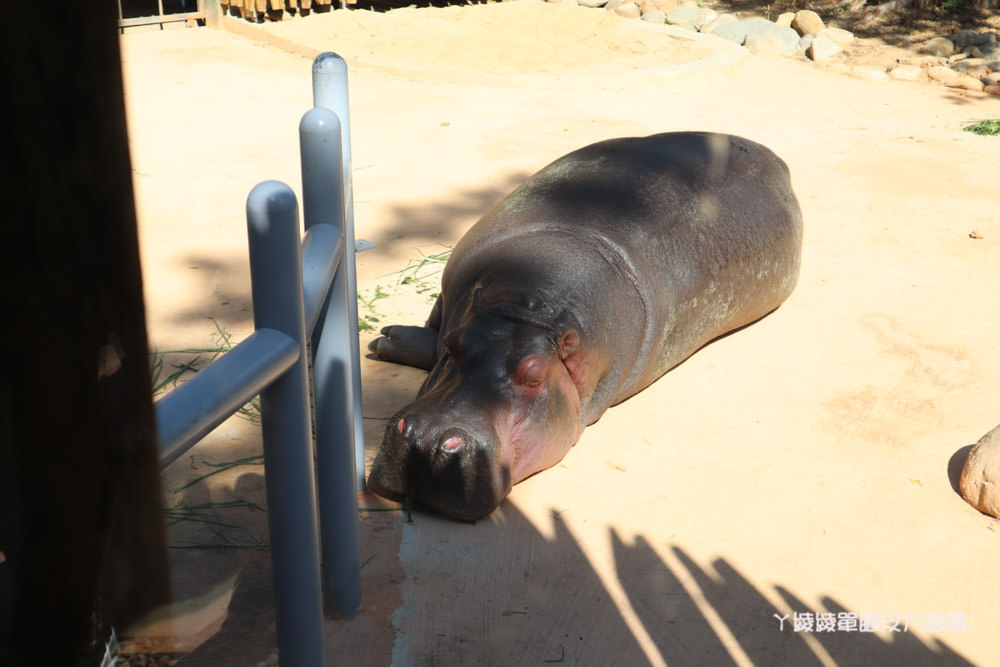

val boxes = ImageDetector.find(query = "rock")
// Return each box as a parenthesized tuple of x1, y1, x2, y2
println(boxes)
(986, 84, 1000, 96)
(791, 10, 824, 37)
(666, 3, 716, 31)
(955, 58, 990, 77)
(818, 27, 854, 47)
(960, 425, 1000, 518)
(808, 34, 842, 62)
(775, 12, 795, 28)
(987, 60, 1000, 73)
(712, 17, 772, 45)
(850, 66, 888, 81)
(639, 0, 677, 13)
(614, 1, 641, 18)
(641, 9, 666, 22)
(972, 43, 1000, 59)
(948, 52, 970, 65)
(745, 24, 804, 57)
(578, 0, 608, 6)
(927, 65, 960, 83)
(701, 13, 738, 35)
(604, 0, 626, 11)
(901, 55, 945, 67)
(799, 34, 814, 53)
(983, 71, 1000, 85)
(825, 62, 851, 75)
(923, 37, 956, 58)
(948, 30, 997, 50)
(888, 64, 922, 81)
(945, 74, 985, 92)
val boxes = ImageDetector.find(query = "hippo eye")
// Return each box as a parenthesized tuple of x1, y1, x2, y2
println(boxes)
(515, 357, 545, 388)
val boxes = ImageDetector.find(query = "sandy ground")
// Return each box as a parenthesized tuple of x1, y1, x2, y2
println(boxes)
(120, 4, 1000, 665)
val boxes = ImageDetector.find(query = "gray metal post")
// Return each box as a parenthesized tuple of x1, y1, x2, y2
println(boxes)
(299, 106, 363, 617)
(246, 181, 326, 666)
(311, 52, 367, 490)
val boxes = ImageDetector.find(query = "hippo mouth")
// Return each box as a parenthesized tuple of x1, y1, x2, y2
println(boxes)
(367, 416, 513, 522)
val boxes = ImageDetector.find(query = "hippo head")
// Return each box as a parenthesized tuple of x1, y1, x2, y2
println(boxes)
(368, 291, 587, 521)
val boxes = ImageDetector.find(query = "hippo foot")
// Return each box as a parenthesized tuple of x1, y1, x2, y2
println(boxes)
(368, 325, 438, 370)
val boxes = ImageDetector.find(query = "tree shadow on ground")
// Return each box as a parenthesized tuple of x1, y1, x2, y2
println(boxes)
(157, 476, 976, 664)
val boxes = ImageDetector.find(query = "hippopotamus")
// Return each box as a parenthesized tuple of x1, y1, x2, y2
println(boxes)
(367, 131, 802, 521)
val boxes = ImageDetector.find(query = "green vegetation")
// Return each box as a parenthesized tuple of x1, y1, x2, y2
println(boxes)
(963, 119, 1000, 136)
(356, 246, 451, 332)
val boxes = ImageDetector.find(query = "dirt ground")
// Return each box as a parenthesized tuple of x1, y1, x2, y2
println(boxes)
(119, 3, 1000, 665)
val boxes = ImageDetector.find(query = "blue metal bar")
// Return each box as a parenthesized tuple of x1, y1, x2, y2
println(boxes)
(155, 328, 299, 468)
(312, 52, 367, 491)
(299, 105, 363, 617)
(246, 180, 326, 666)
(302, 222, 344, 335)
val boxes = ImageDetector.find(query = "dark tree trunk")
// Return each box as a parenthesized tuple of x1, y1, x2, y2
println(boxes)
(0, 3, 170, 665)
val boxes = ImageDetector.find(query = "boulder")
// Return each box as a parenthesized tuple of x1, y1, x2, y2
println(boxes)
(948, 30, 997, 50)
(578, 0, 608, 7)
(923, 37, 956, 58)
(701, 13, 738, 35)
(972, 43, 1000, 59)
(638, 0, 677, 13)
(808, 33, 842, 62)
(818, 27, 854, 47)
(791, 9, 825, 37)
(614, 1, 641, 18)
(960, 425, 1000, 518)
(955, 58, 990, 77)
(666, 3, 717, 31)
(641, 9, 666, 22)
(927, 65, 960, 83)
(945, 74, 985, 91)
(775, 12, 795, 28)
(745, 24, 804, 57)
(712, 17, 773, 45)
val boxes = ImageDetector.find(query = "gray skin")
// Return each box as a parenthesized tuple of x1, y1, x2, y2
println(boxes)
(368, 132, 803, 521)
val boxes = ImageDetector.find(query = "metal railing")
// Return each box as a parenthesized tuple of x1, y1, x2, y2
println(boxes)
(154, 52, 364, 666)
(117, 0, 207, 29)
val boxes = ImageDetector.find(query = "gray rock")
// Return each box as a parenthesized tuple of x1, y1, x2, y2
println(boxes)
(578, 0, 608, 7)
(972, 43, 1000, 59)
(955, 58, 990, 77)
(927, 65, 959, 82)
(945, 74, 985, 91)
(666, 3, 717, 31)
(604, 0, 626, 11)
(701, 13, 738, 35)
(614, 1, 641, 18)
(960, 425, 1000, 518)
(791, 9, 824, 37)
(641, 9, 666, 22)
(987, 60, 1000, 73)
(923, 36, 956, 58)
(948, 30, 997, 49)
(986, 84, 1000, 97)
(745, 24, 804, 57)
(818, 27, 854, 47)
(983, 71, 1000, 85)
(808, 33, 842, 62)
(713, 17, 772, 45)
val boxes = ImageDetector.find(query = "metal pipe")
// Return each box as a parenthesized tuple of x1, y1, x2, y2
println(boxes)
(311, 52, 367, 490)
(299, 105, 363, 617)
(155, 328, 299, 468)
(246, 180, 326, 666)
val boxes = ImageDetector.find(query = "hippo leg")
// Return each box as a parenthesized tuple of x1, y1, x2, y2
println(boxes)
(368, 297, 441, 370)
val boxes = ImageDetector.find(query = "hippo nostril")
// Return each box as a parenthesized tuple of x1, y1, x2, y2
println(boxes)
(442, 435, 463, 452)
(437, 428, 468, 455)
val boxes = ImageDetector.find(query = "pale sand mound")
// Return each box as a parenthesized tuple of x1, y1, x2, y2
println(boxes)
(258, 2, 711, 75)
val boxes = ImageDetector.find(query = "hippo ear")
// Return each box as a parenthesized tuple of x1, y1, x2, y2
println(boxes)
(557, 330, 580, 359)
